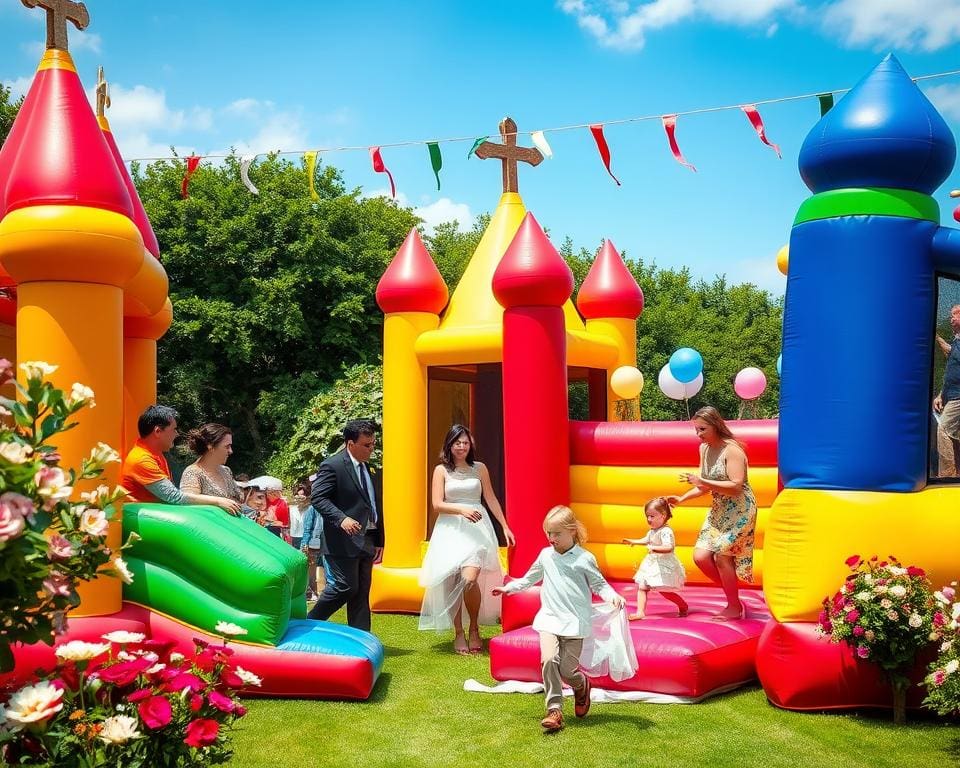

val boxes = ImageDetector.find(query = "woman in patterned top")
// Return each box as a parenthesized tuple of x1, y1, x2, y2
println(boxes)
(666, 406, 757, 621)
(179, 423, 245, 514)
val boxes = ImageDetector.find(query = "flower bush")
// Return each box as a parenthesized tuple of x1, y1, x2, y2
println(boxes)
(817, 554, 935, 723)
(0, 360, 131, 671)
(0, 630, 261, 767)
(924, 581, 960, 716)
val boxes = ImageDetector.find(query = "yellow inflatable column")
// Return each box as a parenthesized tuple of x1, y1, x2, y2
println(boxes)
(0, 49, 144, 616)
(123, 301, 173, 452)
(372, 229, 448, 611)
(575, 241, 644, 420)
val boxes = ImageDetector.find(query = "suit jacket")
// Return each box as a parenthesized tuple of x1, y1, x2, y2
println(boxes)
(311, 448, 384, 558)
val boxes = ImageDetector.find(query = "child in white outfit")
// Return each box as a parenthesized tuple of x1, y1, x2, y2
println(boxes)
(493, 505, 625, 733)
(622, 496, 688, 620)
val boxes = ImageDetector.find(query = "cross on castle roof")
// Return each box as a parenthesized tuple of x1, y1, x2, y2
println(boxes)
(21, 0, 89, 52)
(96, 66, 110, 118)
(474, 117, 543, 194)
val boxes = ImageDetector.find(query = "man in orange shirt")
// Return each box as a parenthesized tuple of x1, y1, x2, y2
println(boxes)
(120, 405, 240, 514)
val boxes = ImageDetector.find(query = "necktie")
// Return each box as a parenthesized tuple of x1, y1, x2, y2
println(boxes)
(359, 462, 377, 526)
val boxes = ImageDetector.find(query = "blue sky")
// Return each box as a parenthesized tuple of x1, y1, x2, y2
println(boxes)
(3, 1, 960, 297)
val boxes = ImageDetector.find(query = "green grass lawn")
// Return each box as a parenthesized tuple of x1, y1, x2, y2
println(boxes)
(230, 612, 958, 768)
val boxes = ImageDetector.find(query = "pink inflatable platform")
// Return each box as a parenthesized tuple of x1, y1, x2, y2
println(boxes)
(490, 583, 771, 699)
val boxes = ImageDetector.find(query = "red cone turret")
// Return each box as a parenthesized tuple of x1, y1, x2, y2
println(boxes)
(492, 213, 573, 309)
(576, 239, 643, 319)
(376, 228, 448, 314)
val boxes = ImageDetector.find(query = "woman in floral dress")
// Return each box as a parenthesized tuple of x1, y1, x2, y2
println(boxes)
(666, 406, 757, 621)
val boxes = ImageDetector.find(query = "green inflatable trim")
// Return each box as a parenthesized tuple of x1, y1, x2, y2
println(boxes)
(123, 504, 307, 646)
(794, 188, 939, 225)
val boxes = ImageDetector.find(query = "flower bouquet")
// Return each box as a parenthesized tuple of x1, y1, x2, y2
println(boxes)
(924, 581, 960, 716)
(817, 554, 935, 724)
(0, 361, 132, 672)
(0, 627, 261, 767)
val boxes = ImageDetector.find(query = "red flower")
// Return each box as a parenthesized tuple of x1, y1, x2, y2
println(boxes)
(852, 625, 864, 636)
(934, 611, 946, 627)
(220, 668, 244, 688)
(184, 718, 219, 748)
(58, 661, 79, 691)
(163, 672, 206, 693)
(845, 555, 861, 568)
(189, 694, 204, 712)
(98, 657, 153, 686)
(139, 639, 177, 661)
(907, 566, 925, 577)
(138, 695, 173, 729)
(126, 688, 153, 703)
(845, 610, 859, 623)
(208, 690, 235, 713)
(234, 704, 247, 717)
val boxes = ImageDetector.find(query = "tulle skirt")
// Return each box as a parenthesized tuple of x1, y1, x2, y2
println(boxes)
(418, 507, 502, 631)
(580, 604, 638, 682)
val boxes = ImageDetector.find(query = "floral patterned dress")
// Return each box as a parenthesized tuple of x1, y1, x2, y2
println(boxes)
(694, 442, 757, 582)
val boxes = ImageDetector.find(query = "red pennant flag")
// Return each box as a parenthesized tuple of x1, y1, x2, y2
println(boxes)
(369, 146, 396, 198)
(181, 155, 201, 198)
(589, 124, 621, 186)
(740, 105, 781, 159)
(661, 115, 696, 172)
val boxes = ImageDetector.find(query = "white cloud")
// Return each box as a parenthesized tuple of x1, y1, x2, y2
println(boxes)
(72, 30, 102, 54)
(823, 0, 960, 52)
(98, 84, 186, 131)
(722, 253, 786, 298)
(557, 0, 795, 50)
(2, 75, 33, 100)
(924, 83, 960, 121)
(226, 98, 269, 116)
(414, 198, 475, 235)
(225, 112, 309, 157)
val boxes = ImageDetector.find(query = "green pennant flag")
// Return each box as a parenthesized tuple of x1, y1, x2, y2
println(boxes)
(818, 93, 834, 117)
(427, 142, 442, 190)
(467, 136, 488, 159)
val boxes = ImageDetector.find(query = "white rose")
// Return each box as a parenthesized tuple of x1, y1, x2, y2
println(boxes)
(0, 442, 33, 465)
(234, 666, 263, 687)
(942, 640, 953, 652)
(4, 681, 64, 726)
(102, 631, 145, 645)
(99, 714, 141, 745)
(908, 613, 923, 628)
(873, 585, 888, 594)
(889, 585, 907, 598)
(147, 663, 166, 675)
(169, 652, 185, 664)
(887, 610, 899, 621)
(54, 641, 110, 662)
(79, 508, 109, 537)
(946, 659, 960, 675)
(888, 566, 907, 576)
(880, 599, 893, 609)
(215, 621, 248, 637)
(855, 591, 872, 602)
(19, 361, 58, 380)
(88, 442, 119, 466)
(68, 382, 96, 408)
(112, 557, 134, 584)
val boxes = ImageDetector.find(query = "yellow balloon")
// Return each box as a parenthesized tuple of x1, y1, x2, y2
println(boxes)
(611, 366, 644, 400)
(776, 244, 789, 276)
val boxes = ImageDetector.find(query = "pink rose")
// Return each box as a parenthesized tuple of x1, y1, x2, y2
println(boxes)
(234, 704, 247, 717)
(944, 586, 956, 602)
(207, 690, 235, 713)
(0, 358, 13, 384)
(933, 670, 946, 686)
(845, 610, 859, 623)
(189, 693, 204, 712)
(0, 499, 25, 542)
(163, 672, 206, 693)
(137, 695, 172, 729)
(47, 535, 74, 561)
(42, 572, 71, 597)
(184, 719, 219, 748)
(856, 645, 870, 658)
(852, 625, 864, 636)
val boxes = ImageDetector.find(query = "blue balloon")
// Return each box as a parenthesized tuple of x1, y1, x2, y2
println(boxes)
(668, 347, 703, 384)
(776, 353, 782, 377)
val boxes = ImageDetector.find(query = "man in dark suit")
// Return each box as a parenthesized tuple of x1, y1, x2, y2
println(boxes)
(307, 419, 384, 631)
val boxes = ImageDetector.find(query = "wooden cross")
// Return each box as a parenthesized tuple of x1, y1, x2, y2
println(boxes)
(21, 0, 90, 52)
(474, 117, 543, 194)
(95, 66, 110, 118)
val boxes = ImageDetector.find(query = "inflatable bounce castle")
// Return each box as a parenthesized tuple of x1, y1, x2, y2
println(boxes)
(0, 4, 381, 700)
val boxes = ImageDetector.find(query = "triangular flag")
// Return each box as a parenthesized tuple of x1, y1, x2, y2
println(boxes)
(370, 146, 396, 198)
(818, 93, 834, 117)
(304, 151, 319, 200)
(531, 130, 553, 159)
(740, 105, 781, 159)
(239, 154, 259, 195)
(589, 124, 620, 186)
(467, 136, 488, 159)
(181, 155, 201, 198)
(661, 115, 696, 172)
(427, 142, 442, 190)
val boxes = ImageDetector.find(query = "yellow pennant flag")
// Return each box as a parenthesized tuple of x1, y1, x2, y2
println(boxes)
(304, 151, 319, 200)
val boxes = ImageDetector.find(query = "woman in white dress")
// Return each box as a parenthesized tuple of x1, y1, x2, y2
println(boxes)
(419, 425, 515, 654)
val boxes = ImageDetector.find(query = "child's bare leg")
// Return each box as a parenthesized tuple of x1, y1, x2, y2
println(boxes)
(628, 587, 648, 620)
(662, 591, 688, 616)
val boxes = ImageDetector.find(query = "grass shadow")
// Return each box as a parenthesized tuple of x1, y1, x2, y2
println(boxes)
(381, 645, 415, 657)
(577, 711, 656, 731)
(366, 672, 392, 703)
(945, 736, 960, 766)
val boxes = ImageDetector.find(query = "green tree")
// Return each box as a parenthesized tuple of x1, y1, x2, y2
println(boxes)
(0, 84, 23, 147)
(425, 213, 489, 288)
(135, 154, 418, 472)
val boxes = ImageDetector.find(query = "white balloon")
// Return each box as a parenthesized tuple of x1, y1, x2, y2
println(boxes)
(683, 372, 704, 398)
(658, 364, 686, 400)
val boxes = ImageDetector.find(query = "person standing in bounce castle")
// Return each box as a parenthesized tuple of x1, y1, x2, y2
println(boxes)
(494, 506, 626, 733)
(307, 419, 384, 631)
(623, 496, 688, 620)
(419, 424, 514, 654)
(934, 305, 960, 476)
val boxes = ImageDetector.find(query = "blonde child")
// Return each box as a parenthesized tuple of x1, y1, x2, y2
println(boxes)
(622, 497, 688, 620)
(493, 505, 625, 733)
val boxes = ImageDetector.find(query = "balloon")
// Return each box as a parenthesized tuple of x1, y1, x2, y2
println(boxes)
(611, 366, 644, 400)
(776, 354, 782, 376)
(776, 244, 789, 276)
(683, 372, 704, 399)
(668, 348, 703, 384)
(734, 367, 767, 400)
(658, 364, 687, 400)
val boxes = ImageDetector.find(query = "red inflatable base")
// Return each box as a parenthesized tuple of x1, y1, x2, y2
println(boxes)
(756, 620, 930, 711)
(1, 603, 379, 700)
(491, 584, 771, 699)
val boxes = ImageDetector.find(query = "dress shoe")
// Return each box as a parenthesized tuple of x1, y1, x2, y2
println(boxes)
(540, 708, 564, 732)
(574, 678, 592, 718)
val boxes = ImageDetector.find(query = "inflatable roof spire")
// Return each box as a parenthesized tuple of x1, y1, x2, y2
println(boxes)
(577, 239, 644, 320)
(799, 54, 956, 194)
(376, 228, 448, 314)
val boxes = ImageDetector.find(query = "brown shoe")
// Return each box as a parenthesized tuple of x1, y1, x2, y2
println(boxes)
(540, 708, 564, 732)
(574, 678, 592, 718)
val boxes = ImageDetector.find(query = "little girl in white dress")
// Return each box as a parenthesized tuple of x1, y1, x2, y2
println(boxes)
(623, 497, 688, 620)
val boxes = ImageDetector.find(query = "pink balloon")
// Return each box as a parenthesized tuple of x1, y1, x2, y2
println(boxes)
(734, 367, 767, 400)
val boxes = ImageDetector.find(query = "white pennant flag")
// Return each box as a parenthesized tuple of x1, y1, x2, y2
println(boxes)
(531, 130, 553, 159)
(240, 154, 260, 195)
